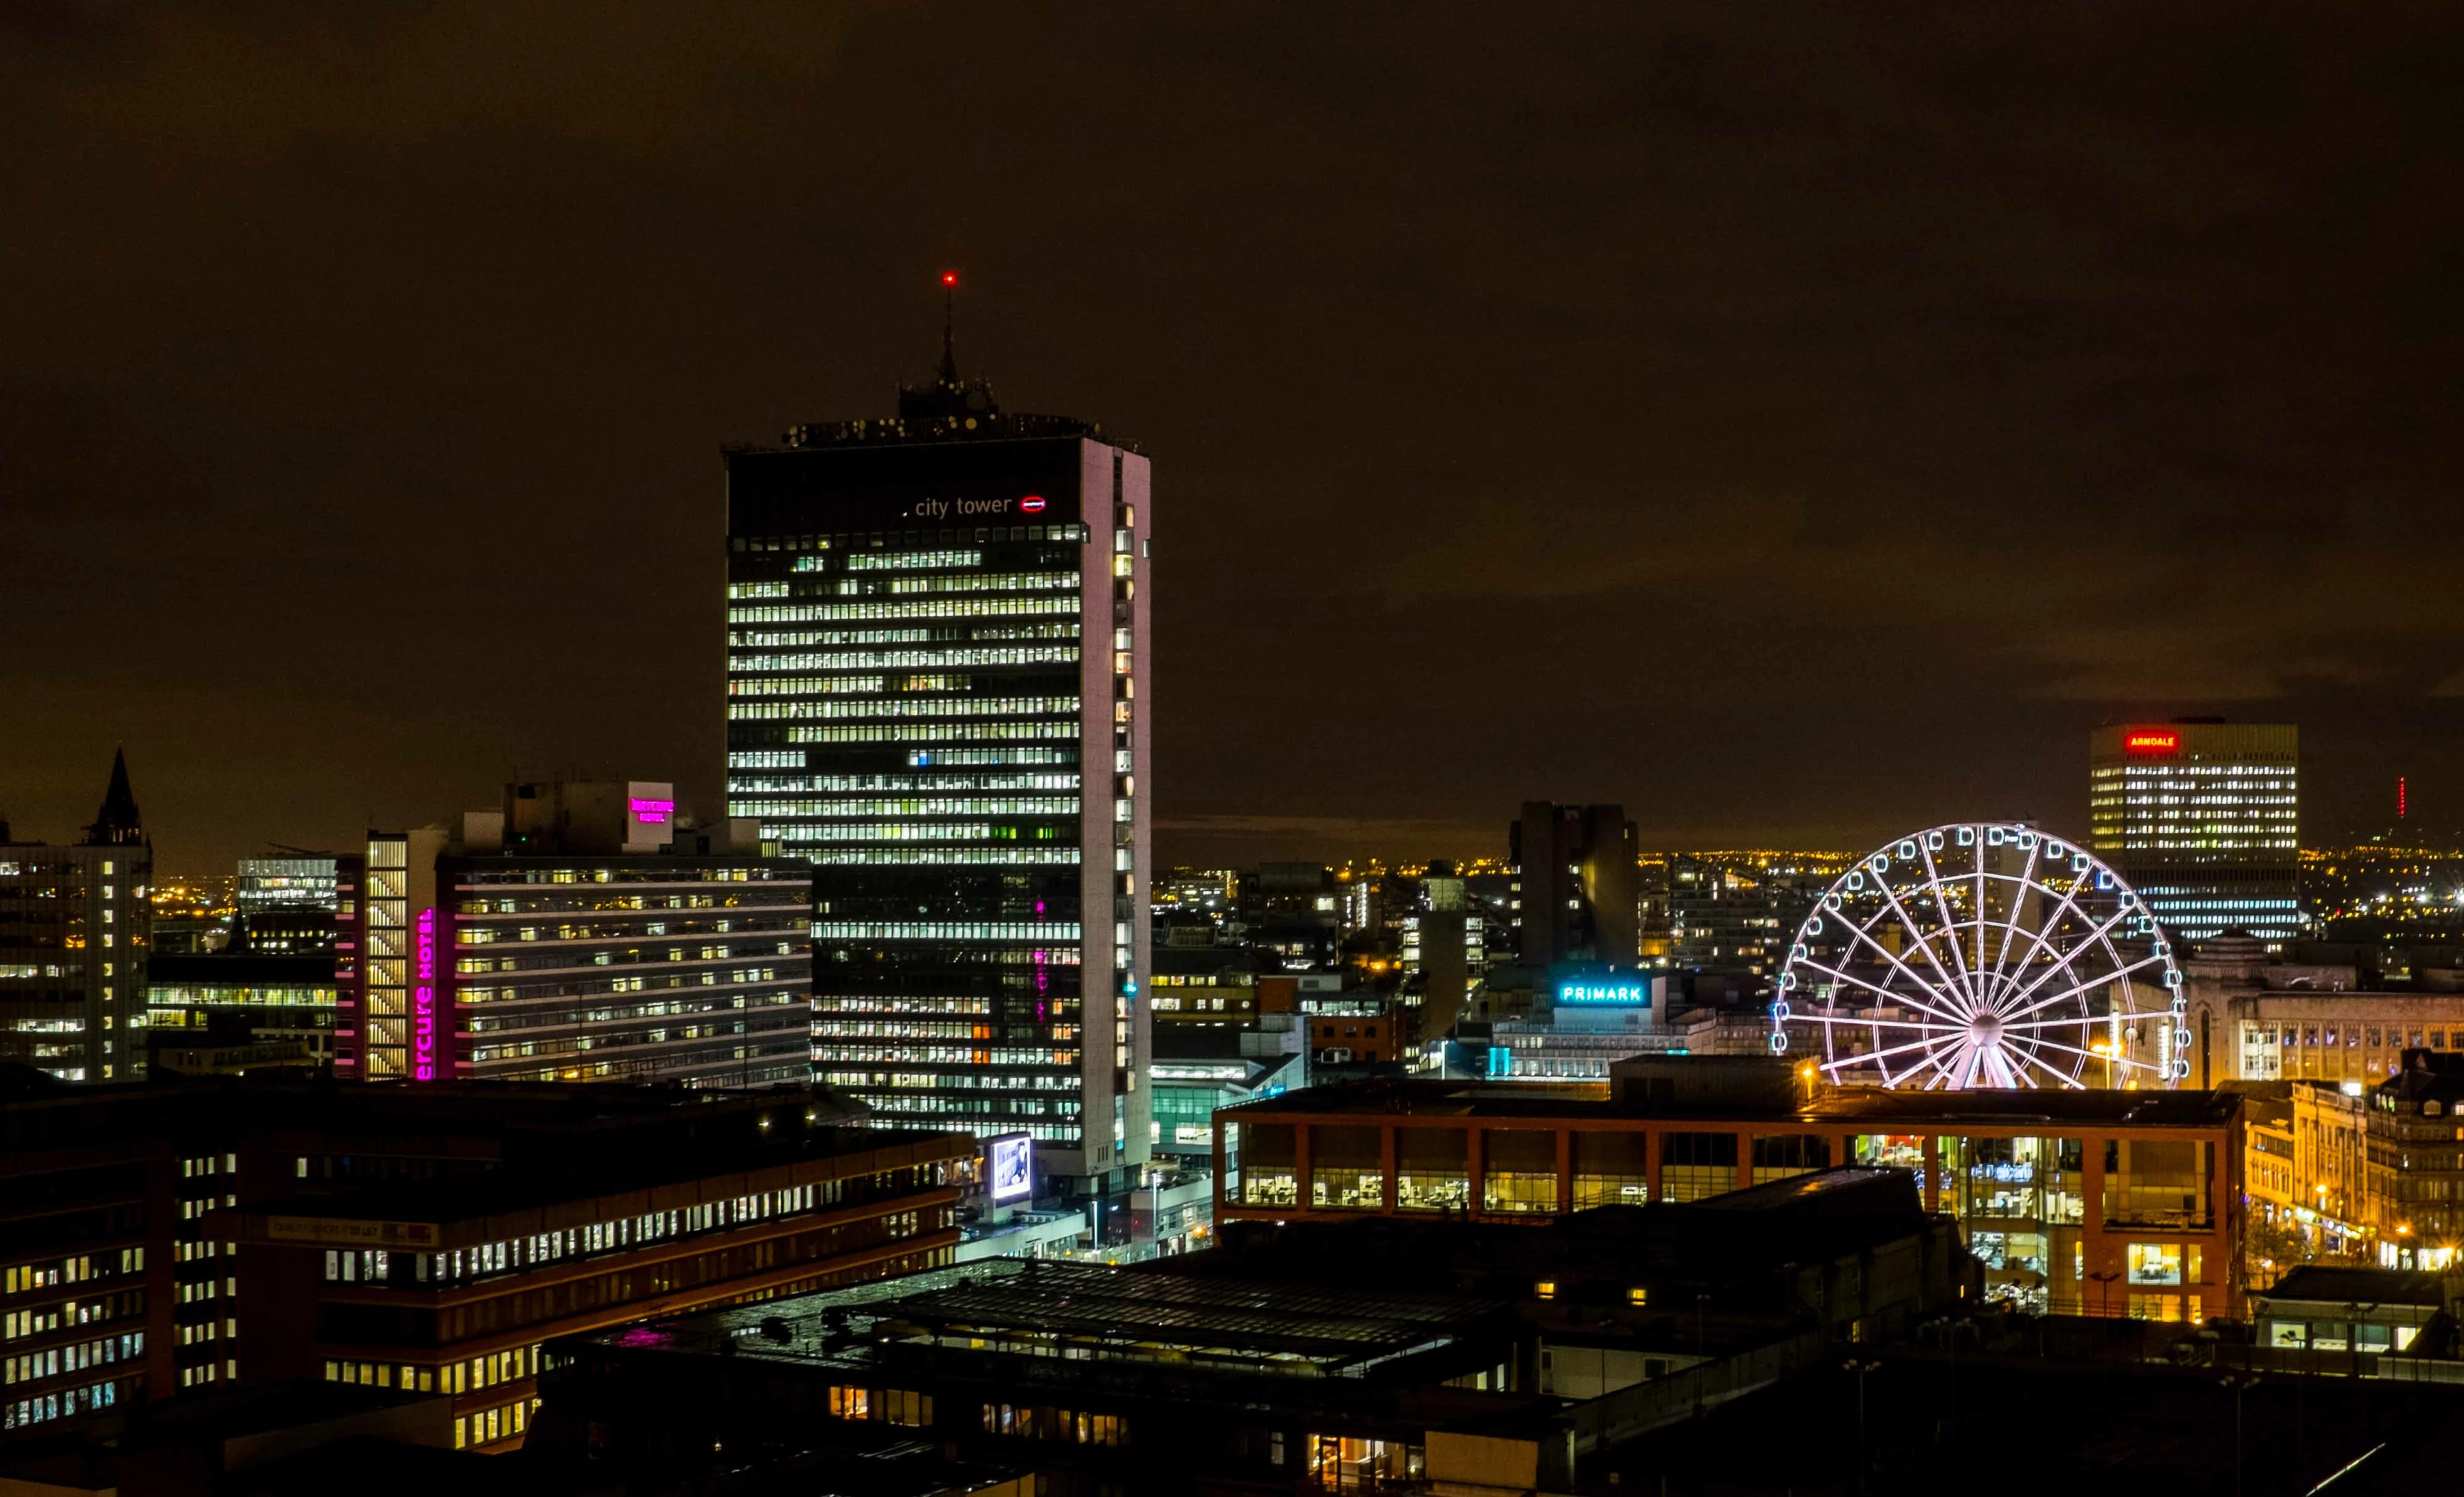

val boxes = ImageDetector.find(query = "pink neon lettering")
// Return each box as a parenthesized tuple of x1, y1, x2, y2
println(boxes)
(413, 908, 437, 1081)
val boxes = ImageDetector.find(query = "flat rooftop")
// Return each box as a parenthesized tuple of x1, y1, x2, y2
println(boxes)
(1224, 1078, 2243, 1129)
(258, 1122, 969, 1224)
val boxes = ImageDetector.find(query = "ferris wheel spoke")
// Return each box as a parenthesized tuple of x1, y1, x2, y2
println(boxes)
(1791, 957, 1975, 1030)
(1982, 839, 2045, 1001)
(2003, 1041, 2084, 1091)
(2021, 1034, 2170, 1073)
(1823, 1029, 1969, 1072)
(2000, 900, 2143, 1013)
(1996, 949, 2169, 1026)
(1862, 864, 1975, 1008)
(1993, 1010, 2139, 1032)
(1915, 839, 1983, 1005)
(1797, 1011, 1975, 1034)
(1992, 861, 2107, 1008)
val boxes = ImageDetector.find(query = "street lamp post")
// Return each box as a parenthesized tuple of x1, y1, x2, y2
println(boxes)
(2089, 1268, 2123, 1319)
(1844, 1359, 1881, 1497)
(2219, 1372, 2259, 1497)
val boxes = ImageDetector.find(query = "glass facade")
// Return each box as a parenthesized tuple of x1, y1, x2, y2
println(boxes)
(727, 430, 1151, 1183)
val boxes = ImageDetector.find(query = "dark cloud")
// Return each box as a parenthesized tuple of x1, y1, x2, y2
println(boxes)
(3, 2, 2462, 868)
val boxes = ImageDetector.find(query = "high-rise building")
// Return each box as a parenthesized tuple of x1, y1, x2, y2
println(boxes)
(725, 337, 1151, 1192)
(0, 751, 152, 1082)
(1509, 802, 1638, 968)
(333, 781, 812, 1088)
(2089, 721, 2299, 943)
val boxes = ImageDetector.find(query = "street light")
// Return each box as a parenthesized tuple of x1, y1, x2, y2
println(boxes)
(2088, 1268, 2123, 1319)
(2219, 1372, 2259, 1497)
(1844, 1359, 1881, 1497)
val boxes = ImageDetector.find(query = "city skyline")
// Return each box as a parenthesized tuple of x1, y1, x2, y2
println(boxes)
(7, 6, 2464, 869)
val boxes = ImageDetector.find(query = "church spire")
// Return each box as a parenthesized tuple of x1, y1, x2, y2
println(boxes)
(81, 747, 145, 848)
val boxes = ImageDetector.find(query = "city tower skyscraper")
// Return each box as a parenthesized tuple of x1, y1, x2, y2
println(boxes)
(724, 333, 1151, 1195)
(2088, 719, 2300, 944)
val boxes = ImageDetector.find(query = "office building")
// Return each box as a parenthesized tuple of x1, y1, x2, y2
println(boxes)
(0, 1074, 971, 1451)
(1217, 1057, 2246, 1321)
(146, 929, 341, 1073)
(724, 340, 1151, 1192)
(0, 752, 153, 1083)
(2089, 720, 2300, 943)
(236, 858, 339, 918)
(1510, 803, 1638, 967)
(540, 1168, 1962, 1496)
(333, 781, 811, 1089)
(1667, 856, 1820, 979)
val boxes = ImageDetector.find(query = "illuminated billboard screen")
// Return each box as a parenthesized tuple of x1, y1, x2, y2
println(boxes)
(988, 1134, 1033, 1203)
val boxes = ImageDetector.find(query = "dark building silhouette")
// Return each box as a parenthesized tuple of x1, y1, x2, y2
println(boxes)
(1511, 803, 1638, 968)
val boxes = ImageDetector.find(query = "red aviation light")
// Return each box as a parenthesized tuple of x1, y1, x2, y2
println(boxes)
(2123, 730, 2180, 755)
(942, 271, 958, 287)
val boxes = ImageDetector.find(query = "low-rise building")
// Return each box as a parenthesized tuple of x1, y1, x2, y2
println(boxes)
(2367, 1049, 2464, 1269)
(1215, 1058, 2246, 1321)
(536, 1167, 1962, 1495)
(1, 1074, 973, 1452)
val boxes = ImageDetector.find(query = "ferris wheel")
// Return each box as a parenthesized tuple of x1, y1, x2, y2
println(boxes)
(1769, 823, 2184, 1090)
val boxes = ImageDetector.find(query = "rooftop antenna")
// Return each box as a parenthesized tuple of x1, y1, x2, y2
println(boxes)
(939, 270, 960, 383)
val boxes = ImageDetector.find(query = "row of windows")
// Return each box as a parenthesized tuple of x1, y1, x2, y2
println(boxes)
(2250, 1024, 2459, 1048)
(826, 1384, 934, 1425)
(814, 1045, 1080, 1067)
(731, 647, 1080, 673)
(736, 523, 1083, 552)
(2, 1333, 143, 1387)
(734, 798, 1081, 818)
(815, 996, 1005, 1016)
(728, 674, 885, 696)
(811, 921, 1084, 940)
(729, 600, 1078, 624)
(2, 1378, 119, 1430)
(3, 1250, 139, 1298)
(729, 696, 1081, 721)
(728, 621, 1081, 649)
(824, 1082, 1085, 1110)
(884, 571, 1077, 595)
(800, 848, 1085, 866)
(984, 1403, 1127, 1445)
(840, 547, 981, 570)
(728, 773, 1082, 794)
(784, 723, 1083, 744)
(318, 1184, 852, 1289)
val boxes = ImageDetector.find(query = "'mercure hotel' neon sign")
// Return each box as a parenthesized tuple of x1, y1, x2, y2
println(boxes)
(413, 908, 438, 1081)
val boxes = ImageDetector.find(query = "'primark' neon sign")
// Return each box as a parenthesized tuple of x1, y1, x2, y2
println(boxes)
(1558, 982, 1652, 1006)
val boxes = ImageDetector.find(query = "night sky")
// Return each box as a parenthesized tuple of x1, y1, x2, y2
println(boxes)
(7, 3, 2463, 873)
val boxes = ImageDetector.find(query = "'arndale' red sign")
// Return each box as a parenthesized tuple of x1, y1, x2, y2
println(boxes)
(2123, 730, 2180, 755)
